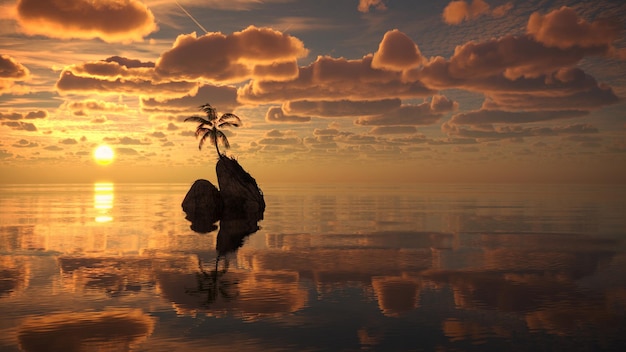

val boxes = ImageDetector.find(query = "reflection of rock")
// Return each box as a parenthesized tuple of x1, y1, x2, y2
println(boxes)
(371, 276, 420, 317)
(216, 216, 261, 256)
(156, 269, 306, 320)
(18, 309, 155, 352)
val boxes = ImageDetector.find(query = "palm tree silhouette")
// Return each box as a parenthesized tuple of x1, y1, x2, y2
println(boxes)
(184, 103, 241, 158)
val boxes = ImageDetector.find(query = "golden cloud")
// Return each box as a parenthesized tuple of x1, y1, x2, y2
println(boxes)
(155, 26, 309, 83)
(15, 0, 157, 43)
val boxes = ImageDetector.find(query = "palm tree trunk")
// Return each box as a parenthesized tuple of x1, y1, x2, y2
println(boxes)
(213, 127, 221, 158)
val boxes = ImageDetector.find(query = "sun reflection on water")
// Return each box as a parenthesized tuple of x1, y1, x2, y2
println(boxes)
(94, 182, 114, 223)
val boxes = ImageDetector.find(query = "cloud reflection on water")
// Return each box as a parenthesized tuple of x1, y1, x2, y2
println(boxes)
(0, 183, 625, 351)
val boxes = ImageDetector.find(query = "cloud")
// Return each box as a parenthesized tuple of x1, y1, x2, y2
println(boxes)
(149, 131, 166, 138)
(527, 6, 622, 50)
(115, 147, 140, 155)
(0, 110, 47, 120)
(442, 122, 599, 140)
(1, 54, 30, 93)
(12, 139, 38, 148)
(103, 136, 150, 145)
(65, 56, 155, 80)
(0, 149, 14, 159)
(62, 99, 129, 116)
(238, 54, 436, 104)
(283, 99, 401, 117)
(265, 107, 311, 123)
(1, 121, 37, 131)
(371, 30, 423, 71)
(355, 96, 457, 126)
(141, 84, 239, 114)
(448, 109, 589, 125)
(368, 126, 418, 135)
(59, 138, 78, 145)
(358, 0, 387, 13)
(55, 70, 197, 98)
(442, 0, 512, 25)
(258, 136, 302, 146)
(0, 54, 29, 79)
(155, 26, 309, 83)
(44, 145, 63, 151)
(313, 128, 341, 136)
(15, 0, 157, 43)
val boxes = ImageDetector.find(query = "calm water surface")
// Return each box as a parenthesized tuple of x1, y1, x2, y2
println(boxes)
(0, 183, 625, 351)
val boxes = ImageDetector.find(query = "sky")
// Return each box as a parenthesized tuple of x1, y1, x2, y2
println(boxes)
(0, 0, 625, 184)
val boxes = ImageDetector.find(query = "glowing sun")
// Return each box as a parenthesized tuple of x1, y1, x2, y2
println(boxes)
(93, 145, 114, 165)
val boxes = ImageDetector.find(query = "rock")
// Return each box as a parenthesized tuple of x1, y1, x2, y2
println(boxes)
(181, 179, 222, 233)
(216, 157, 265, 218)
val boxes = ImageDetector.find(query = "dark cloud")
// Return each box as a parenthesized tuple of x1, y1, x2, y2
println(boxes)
(0, 112, 21, 120)
(0, 54, 29, 79)
(116, 147, 140, 155)
(59, 138, 78, 145)
(443, 122, 599, 139)
(56, 70, 196, 98)
(103, 136, 150, 145)
(44, 145, 63, 151)
(141, 84, 239, 114)
(283, 99, 401, 118)
(449, 109, 589, 125)
(1, 121, 37, 131)
(105, 56, 155, 69)
(355, 96, 457, 126)
(149, 132, 166, 138)
(16, 0, 157, 42)
(265, 107, 311, 123)
(239, 55, 436, 104)
(0, 110, 47, 120)
(313, 128, 341, 136)
(12, 139, 38, 148)
(369, 126, 418, 135)
(258, 137, 302, 146)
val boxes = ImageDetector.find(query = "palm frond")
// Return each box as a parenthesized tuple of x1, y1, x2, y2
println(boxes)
(184, 116, 210, 124)
(216, 130, 230, 149)
(195, 126, 209, 138)
(219, 113, 241, 123)
(200, 103, 217, 121)
(199, 130, 216, 150)
(218, 121, 240, 128)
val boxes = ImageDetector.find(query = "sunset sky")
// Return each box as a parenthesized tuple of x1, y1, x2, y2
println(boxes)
(1, 0, 625, 184)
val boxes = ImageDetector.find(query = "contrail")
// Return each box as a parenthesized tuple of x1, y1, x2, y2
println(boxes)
(174, 0, 208, 34)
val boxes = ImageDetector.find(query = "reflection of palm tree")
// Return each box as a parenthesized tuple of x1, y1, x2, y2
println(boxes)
(184, 103, 241, 158)
(186, 257, 239, 307)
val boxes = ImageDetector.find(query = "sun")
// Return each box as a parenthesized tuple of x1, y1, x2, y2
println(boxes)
(93, 145, 115, 165)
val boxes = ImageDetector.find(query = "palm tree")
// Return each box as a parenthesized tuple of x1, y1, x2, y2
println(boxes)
(184, 103, 241, 158)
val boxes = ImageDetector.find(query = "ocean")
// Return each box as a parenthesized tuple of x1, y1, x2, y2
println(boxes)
(0, 182, 625, 351)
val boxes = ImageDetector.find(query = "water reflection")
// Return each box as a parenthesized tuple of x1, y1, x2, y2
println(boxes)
(0, 184, 625, 351)
(93, 182, 114, 223)
(17, 309, 155, 352)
